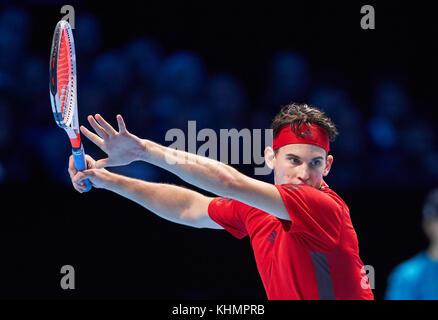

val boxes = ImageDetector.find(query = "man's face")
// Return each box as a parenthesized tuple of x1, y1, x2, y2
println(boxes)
(266, 143, 333, 188)
(423, 217, 438, 243)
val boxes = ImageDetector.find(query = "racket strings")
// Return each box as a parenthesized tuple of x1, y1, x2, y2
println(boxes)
(57, 29, 74, 126)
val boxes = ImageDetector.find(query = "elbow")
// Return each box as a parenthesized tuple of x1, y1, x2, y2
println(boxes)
(179, 211, 202, 228)
(220, 172, 243, 197)
(222, 175, 237, 191)
(208, 161, 244, 197)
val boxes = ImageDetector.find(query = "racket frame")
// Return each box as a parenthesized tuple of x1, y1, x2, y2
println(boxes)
(49, 20, 92, 192)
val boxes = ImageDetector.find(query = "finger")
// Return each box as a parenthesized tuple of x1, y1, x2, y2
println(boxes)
(72, 173, 84, 185)
(68, 167, 77, 180)
(68, 155, 77, 178)
(88, 115, 109, 138)
(73, 182, 85, 193)
(72, 170, 94, 184)
(81, 126, 104, 148)
(85, 157, 96, 169)
(71, 175, 85, 192)
(74, 180, 89, 193)
(68, 155, 77, 172)
(95, 114, 117, 136)
(116, 114, 127, 133)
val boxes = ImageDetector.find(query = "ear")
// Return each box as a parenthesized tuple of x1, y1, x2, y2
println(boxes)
(264, 146, 276, 170)
(323, 154, 334, 177)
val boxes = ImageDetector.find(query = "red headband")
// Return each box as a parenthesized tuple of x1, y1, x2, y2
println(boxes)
(273, 123, 330, 153)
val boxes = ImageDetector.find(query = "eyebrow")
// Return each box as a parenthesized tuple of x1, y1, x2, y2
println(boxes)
(285, 153, 324, 161)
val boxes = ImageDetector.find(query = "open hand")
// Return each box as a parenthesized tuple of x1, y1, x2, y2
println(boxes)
(80, 114, 146, 168)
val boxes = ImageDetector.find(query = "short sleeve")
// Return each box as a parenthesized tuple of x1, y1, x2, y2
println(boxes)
(385, 262, 420, 300)
(208, 197, 249, 239)
(275, 184, 342, 250)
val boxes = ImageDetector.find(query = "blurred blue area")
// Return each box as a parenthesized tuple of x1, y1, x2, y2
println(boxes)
(399, 119, 435, 155)
(0, 99, 11, 149)
(23, 57, 46, 99)
(267, 51, 309, 105)
(74, 13, 102, 58)
(367, 80, 412, 151)
(373, 80, 410, 122)
(0, 8, 30, 90)
(0, 8, 29, 50)
(123, 38, 163, 88)
(423, 152, 438, 183)
(207, 74, 247, 128)
(0, 7, 30, 34)
(25, 127, 72, 185)
(0, 8, 435, 191)
(310, 87, 367, 188)
(148, 94, 184, 141)
(157, 51, 205, 102)
(311, 87, 366, 154)
(367, 116, 397, 150)
(91, 51, 130, 98)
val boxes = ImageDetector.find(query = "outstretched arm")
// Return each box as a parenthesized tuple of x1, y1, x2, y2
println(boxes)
(68, 155, 222, 229)
(80, 114, 290, 220)
(142, 140, 290, 221)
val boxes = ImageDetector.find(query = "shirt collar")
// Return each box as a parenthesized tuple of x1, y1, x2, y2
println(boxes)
(319, 179, 329, 190)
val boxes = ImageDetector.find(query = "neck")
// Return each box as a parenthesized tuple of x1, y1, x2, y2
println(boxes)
(318, 179, 324, 189)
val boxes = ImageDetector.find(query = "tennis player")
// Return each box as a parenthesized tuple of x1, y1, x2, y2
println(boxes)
(385, 189, 438, 299)
(69, 103, 374, 300)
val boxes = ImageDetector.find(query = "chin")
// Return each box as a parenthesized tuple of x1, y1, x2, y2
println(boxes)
(294, 181, 318, 188)
(283, 180, 307, 186)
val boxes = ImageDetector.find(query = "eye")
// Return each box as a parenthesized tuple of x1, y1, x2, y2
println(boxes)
(311, 160, 322, 167)
(288, 157, 300, 164)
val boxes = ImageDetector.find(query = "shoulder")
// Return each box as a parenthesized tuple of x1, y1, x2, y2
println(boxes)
(210, 197, 253, 209)
(208, 197, 254, 219)
(276, 183, 342, 211)
(275, 183, 343, 227)
(390, 253, 428, 282)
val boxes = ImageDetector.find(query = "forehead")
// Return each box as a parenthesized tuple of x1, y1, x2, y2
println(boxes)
(277, 143, 326, 158)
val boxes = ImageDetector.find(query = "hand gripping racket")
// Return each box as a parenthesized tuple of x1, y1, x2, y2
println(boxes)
(49, 20, 92, 192)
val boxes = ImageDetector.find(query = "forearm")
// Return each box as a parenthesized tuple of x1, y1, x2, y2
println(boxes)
(140, 140, 241, 197)
(102, 172, 210, 227)
(135, 140, 286, 219)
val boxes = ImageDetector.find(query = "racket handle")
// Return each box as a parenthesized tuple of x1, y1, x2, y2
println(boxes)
(72, 145, 92, 192)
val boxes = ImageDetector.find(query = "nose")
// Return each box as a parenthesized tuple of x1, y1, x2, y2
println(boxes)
(297, 163, 311, 182)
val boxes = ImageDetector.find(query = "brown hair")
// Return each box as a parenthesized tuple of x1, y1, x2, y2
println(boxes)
(271, 102, 339, 143)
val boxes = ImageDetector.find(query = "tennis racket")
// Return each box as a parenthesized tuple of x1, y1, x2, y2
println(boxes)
(49, 20, 92, 192)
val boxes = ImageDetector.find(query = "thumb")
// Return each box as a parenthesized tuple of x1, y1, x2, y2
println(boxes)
(72, 169, 95, 184)
(95, 158, 113, 169)
(85, 157, 96, 169)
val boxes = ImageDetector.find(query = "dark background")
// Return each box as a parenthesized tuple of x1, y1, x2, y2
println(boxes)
(0, 1, 436, 300)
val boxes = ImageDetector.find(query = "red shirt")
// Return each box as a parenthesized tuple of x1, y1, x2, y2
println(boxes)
(208, 181, 374, 300)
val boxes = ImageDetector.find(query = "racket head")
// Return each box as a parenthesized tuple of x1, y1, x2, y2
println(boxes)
(49, 20, 81, 148)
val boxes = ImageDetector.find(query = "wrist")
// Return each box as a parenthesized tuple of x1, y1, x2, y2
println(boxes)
(137, 139, 160, 163)
(100, 170, 121, 191)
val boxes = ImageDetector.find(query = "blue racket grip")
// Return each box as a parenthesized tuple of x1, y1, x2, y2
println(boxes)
(72, 145, 92, 192)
